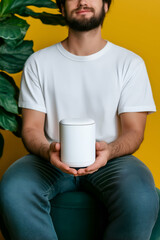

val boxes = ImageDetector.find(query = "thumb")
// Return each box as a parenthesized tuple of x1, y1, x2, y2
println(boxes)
(50, 142, 61, 152)
(55, 142, 61, 151)
(96, 141, 106, 151)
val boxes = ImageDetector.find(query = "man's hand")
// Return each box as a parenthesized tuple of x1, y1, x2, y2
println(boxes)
(76, 112, 147, 176)
(77, 141, 110, 176)
(49, 142, 78, 176)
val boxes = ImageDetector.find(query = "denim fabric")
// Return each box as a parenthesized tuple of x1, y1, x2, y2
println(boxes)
(0, 154, 159, 240)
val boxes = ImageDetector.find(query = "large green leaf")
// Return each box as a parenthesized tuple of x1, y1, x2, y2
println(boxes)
(0, 72, 19, 114)
(35, 12, 66, 26)
(0, 132, 4, 158)
(16, 7, 66, 26)
(12, 115, 22, 137)
(0, 40, 34, 73)
(0, 107, 19, 132)
(0, 16, 29, 48)
(38, 13, 66, 26)
(0, 0, 57, 16)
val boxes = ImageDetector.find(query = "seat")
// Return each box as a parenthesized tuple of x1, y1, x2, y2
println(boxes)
(50, 188, 160, 240)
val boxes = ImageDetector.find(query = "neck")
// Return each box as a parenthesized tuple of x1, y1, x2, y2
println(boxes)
(61, 27, 107, 56)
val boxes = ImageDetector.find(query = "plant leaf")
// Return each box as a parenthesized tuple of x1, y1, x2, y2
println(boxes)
(0, 72, 19, 114)
(0, 107, 19, 132)
(24, 9, 66, 26)
(0, 40, 34, 73)
(0, 0, 57, 16)
(32, 12, 66, 26)
(0, 15, 30, 48)
(15, 7, 66, 26)
(0, 2, 2, 15)
(0, 132, 4, 157)
(12, 115, 22, 137)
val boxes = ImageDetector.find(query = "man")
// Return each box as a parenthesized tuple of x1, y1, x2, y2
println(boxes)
(0, 0, 159, 239)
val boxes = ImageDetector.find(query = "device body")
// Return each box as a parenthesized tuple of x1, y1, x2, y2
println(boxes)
(60, 118, 95, 168)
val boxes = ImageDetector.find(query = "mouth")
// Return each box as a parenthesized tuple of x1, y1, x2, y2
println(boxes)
(75, 8, 94, 15)
(76, 10, 91, 14)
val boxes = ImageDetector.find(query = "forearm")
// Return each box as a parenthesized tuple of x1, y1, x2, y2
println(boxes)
(108, 130, 144, 160)
(79, 112, 147, 176)
(22, 128, 50, 161)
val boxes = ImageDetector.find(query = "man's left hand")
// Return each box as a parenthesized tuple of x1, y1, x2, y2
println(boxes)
(75, 141, 110, 176)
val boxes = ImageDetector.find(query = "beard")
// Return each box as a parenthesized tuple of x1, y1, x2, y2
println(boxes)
(64, 4, 106, 32)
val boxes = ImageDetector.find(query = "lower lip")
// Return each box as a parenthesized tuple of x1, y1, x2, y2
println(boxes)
(76, 10, 92, 14)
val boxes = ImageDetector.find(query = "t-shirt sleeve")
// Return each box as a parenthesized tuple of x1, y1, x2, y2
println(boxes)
(18, 55, 46, 113)
(118, 58, 156, 115)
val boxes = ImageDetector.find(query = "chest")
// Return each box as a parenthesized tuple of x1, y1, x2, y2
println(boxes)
(44, 62, 121, 104)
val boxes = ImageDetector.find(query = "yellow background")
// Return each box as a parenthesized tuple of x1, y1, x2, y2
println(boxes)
(0, 1, 160, 239)
(0, 0, 160, 187)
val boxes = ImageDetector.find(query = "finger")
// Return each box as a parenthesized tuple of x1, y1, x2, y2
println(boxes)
(96, 141, 106, 151)
(96, 141, 100, 150)
(77, 168, 99, 176)
(77, 165, 99, 175)
(86, 169, 99, 174)
(50, 142, 56, 152)
(64, 167, 78, 175)
(50, 142, 60, 152)
(85, 162, 99, 172)
(51, 158, 77, 175)
(57, 163, 77, 175)
(77, 168, 87, 175)
(85, 157, 104, 172)
(55, 142, 61, 151)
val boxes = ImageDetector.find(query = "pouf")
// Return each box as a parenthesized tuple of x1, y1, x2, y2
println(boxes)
(50, 191, 106, 240)
(151, 188, 160, 240)
(50, 188, 160, 240)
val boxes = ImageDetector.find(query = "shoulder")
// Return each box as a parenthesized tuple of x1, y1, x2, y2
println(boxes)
(108, 41, 147, 75)
(23, 43, 59, 70)
(108, 41, 144, 65)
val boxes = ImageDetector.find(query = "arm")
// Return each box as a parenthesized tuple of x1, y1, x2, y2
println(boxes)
(21, 108, 78, 175)
(108, 112, 147, 159)
(22, 108, 50, 160)
(77, 112, 147, 175)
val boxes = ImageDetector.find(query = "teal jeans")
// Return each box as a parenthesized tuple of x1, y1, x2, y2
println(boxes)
(0, 154, 159, 240)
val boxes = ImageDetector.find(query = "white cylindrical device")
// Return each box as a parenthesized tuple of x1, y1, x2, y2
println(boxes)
(60, 118, 95, 168)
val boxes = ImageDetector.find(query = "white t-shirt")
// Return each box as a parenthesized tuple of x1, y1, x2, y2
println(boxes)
(19, 41, 156, 143)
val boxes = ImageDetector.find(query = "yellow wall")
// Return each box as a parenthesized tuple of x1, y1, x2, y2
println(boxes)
(0, 0, 160, 189)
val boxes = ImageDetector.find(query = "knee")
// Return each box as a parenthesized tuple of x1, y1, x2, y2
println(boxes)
(0, 170, 27, 212)
(121, 184, 159, 222)
(117, 156, 159, 220)
(0, 163, 39, 214)
(117, 155, 155, 190)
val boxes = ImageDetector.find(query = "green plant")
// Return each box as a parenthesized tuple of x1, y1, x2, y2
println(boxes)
(0, 0, 65, 157)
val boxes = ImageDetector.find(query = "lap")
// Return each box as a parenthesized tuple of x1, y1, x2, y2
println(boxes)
(0, 154, 77, 201)
(83, 155, 155, 186)
(1, 154, 157, 203)
(80, 155, 157, 205)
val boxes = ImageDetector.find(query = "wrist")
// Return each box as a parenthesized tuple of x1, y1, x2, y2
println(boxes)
(97, 141, 113, 161)
(39, 142, 50, 161)
(107, 142, 116, 160)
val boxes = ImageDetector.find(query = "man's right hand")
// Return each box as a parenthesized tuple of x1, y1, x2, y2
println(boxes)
(49, 142, 78, 176)
(21, 109, 78, 176)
